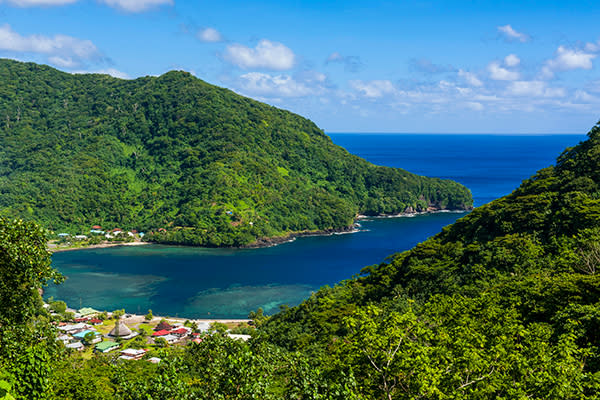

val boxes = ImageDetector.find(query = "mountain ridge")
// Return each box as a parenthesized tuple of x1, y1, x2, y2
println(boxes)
(0, 59, 472, 247)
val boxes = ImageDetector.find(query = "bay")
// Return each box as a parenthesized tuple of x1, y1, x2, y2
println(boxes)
(46, 133, 586, 318)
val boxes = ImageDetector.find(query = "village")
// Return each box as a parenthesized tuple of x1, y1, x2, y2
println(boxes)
(47, 302, 252, 363)
(47, 225, 157, 252)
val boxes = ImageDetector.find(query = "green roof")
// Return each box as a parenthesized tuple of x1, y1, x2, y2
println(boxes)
(95, 341, 119, 352)
(78, 307, 100, 316)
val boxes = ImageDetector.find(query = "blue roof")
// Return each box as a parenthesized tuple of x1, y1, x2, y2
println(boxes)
(73, 330, 95, 339)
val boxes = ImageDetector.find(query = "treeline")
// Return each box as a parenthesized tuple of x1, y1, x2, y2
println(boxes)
(0, 59, 471, 247)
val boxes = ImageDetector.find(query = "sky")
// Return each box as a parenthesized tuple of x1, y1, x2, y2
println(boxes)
(1, 0, 600, 133)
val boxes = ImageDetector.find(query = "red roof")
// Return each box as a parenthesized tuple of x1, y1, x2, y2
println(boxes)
(152, 329, 170, 336)
(192, 338, 202, 344)
(155, 321, 172, 331)
(89, 319, 103, 324)
(92, 225, 102, 229)
(170, 328, 187, 335)
(74, 317, 88, 323)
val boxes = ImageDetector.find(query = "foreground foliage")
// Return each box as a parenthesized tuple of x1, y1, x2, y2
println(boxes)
(0, 59, 471, 247)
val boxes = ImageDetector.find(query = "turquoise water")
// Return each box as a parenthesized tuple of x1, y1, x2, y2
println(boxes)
(47, 133, 586, 318)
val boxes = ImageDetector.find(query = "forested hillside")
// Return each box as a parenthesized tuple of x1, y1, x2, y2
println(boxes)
(0, 59, 471, 246)
(257, 123, 600, 398)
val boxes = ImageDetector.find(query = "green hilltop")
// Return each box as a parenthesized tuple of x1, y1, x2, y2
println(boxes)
(0, 59, 471, 246)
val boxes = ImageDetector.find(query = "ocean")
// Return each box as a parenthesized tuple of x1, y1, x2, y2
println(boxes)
(45, 133, 586, 318)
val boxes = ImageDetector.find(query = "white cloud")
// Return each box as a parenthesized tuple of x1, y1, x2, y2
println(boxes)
(237, 72, 316, 97)
(0, 24, 102, 67)
(349, 80, 396, 98)
(488, 61, 520, 81)
(73, 68, 130, 79)
(466, 102, 484, 111)
(504, 54, 520, 67)
(2, 0, 76, 5)
(507, 81, 566, 98)
(544, 46, 596, 76)
(197, 27, 223, 43)
(48, 55, 78, 68)
(224, 39, 295, 70)
(574, 89, 597, 102)
(458, 69, 483, 87)
(98, 0, 173, 12)
(497, 24, 529, 42)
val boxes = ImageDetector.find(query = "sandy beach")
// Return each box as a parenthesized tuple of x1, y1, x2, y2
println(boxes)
(48, 240, 151, 253)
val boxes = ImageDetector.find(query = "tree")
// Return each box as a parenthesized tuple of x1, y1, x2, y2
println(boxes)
(0, 217, 63, 399)
(144, 309, 153, 321)
(83, 332, 96, 346)
(343, 304, 433, 400)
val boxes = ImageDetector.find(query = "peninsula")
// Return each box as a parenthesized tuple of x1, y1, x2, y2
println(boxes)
(0, 59, 472, 247)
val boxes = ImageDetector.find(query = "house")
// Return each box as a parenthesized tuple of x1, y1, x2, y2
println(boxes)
(154, 321, 173, 331)
(147, 357, 161, 364)
(73, 330, 101, 344)
(65, 342, 84, 351)
(72, 329, 94, 339)
(73, 317, 89, 323)
(57, 233, 70, 238)
(78, 307, 100, 316)
(227, 334, 251, 342)
(95, 341, 120, 353)
(89, 318, 103, 325)
(161, 334, 179, 344)
(90, 229, 104, 234)
(92, 225, 102, 230)
(59, 323, 90, 334)
(152, 329, 170, 337)
(191, 337, 203, 344)
(119, 348, 147, 361)
(74, 235, 88, 240)
(170, 327, 190, 337)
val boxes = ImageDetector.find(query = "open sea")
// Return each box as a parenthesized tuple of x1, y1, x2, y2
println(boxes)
(46, 133, 586, 318)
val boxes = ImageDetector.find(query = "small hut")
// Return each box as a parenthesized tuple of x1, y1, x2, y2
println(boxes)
(109, 320, 137, 339)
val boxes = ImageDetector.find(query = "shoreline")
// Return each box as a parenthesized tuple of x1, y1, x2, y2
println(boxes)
(49, 241, 151, 253)
(243, 206, 470, 248)
(48, 207, 471, 253)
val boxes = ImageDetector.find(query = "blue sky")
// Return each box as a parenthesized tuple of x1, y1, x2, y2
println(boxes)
(2, 0, 600, 133)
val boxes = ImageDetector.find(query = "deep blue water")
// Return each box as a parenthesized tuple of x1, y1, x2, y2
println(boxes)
(46, 134, 585, 318)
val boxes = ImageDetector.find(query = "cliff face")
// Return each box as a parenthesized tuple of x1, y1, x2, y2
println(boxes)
(0, 59, 472, 246)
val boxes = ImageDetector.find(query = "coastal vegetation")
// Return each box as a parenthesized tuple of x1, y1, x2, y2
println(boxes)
(0, 59, 471, 247)
(3, 121, 600, 397)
